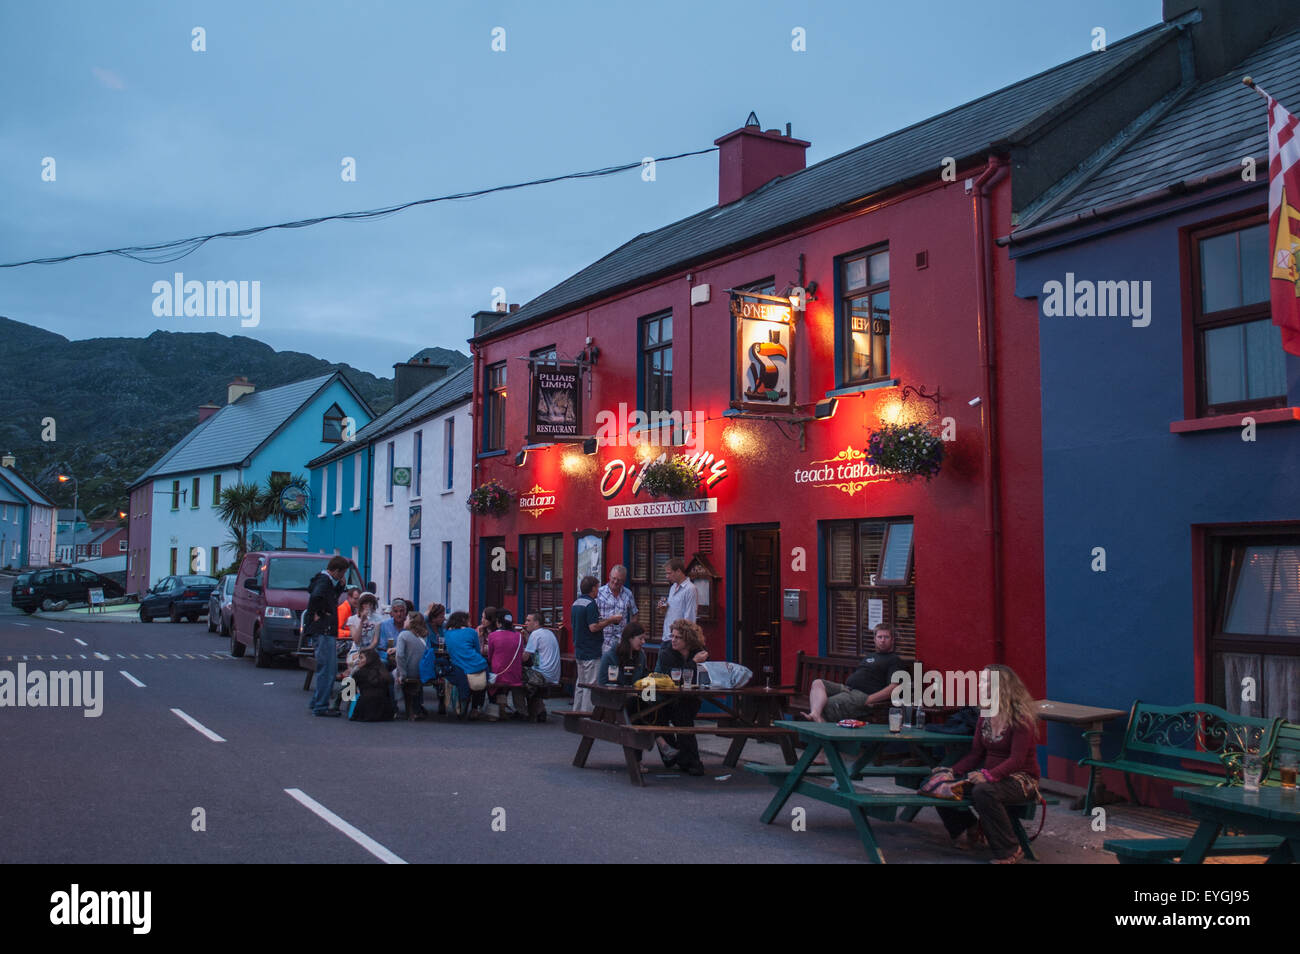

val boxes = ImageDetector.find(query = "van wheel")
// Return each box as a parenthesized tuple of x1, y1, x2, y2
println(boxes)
(219, 616, 230, 638)
(230, 630, 246, 657)
(254, 632, 272, 669)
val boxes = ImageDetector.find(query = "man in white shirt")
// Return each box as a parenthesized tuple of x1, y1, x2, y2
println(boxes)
(522, 612, 560, 722)
(660, 557, 698, 641)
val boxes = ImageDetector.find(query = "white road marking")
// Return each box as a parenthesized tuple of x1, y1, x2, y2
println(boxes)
(169, 708, 225, 742)
(284, 789, 406, 864)
(117, 654, 125, 659)
(263, 682, 274, 685)
(144, 654, 154, 659)
(74, 638, 87, 646)
(80, 654, 86, 659)
(94, 652, 110, 660)
(46, 627, 63, 634)
(13, 622, 29, 627)
(120, 671, 146, 688)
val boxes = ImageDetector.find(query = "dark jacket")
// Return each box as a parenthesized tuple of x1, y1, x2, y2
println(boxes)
(304, 571, 341, 637)
(350, 658, 396, 722)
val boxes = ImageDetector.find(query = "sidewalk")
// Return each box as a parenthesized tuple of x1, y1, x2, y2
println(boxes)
(693, 734, 1260, 864)
(31, 604, 142, 624)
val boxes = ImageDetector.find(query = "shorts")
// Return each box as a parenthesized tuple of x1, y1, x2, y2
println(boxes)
(821, 681, 871, 722)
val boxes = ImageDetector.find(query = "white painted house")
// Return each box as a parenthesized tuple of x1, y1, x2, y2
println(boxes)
(369, 365, 472, 612)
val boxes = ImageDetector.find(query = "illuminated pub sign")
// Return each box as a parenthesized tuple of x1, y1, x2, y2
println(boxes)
(529, 363, 583, 444)
(731, 291, 794, 412)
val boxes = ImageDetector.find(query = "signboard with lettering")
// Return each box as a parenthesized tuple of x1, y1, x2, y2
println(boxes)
(409, 505, 421, 540)
(792, 446, 897, 497)
(529, 363, 583, 444)
(519, 484, 557, 519)
(731, 291, 794, 411)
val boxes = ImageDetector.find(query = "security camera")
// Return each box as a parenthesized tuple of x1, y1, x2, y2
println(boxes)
(968, 396, 982, 407)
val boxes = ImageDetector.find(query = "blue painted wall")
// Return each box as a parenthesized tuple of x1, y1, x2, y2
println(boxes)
(1013, 187, 1300, 764)
(307, 444, 372, 576)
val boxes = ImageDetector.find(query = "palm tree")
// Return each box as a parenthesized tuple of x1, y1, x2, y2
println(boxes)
(217, 482, 263, 565)
(259, 472, 310, 550)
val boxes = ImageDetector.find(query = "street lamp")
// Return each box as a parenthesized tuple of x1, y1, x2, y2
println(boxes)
(57, 474, 77, 564)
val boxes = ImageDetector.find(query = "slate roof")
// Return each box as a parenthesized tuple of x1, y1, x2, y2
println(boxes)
(472, 22, 1175, 342)
(0, 466, 55, 507)
(133, 372, 368, 487)
(1021, 25, 1300, 232)
(307, 363, 473, 469)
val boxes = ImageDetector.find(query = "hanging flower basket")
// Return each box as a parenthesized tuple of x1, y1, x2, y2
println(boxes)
(638, 457, 701, 499)
(866, 421, 944, 483)
(466, 479, 512, 516)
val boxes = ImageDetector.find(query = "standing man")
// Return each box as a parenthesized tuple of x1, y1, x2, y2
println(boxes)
(571, 576, 621, 712)
(522, 611, 561, 722)
(307, 556, 351, 717)
(595, 564, 638, 654)
(659, 557, 697, 642)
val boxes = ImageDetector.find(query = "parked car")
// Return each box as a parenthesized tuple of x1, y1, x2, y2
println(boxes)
(139, 575, 219, 623)
(207, 574, 236, 636)
(11, 567, 125, 613)
(231, 551, 363, 668)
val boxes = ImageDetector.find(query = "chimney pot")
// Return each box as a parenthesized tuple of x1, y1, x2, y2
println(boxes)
(198, 403, 222, 423)
(227, 378, 256, 405)
(509, 303, 520, 313)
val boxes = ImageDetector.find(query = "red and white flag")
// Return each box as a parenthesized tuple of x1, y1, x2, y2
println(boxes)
(1260, 84, 1300, 355)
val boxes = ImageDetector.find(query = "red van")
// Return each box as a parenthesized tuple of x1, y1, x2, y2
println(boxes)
(230, 551, 363, 667)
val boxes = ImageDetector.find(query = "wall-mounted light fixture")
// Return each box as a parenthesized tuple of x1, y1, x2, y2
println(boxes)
(581, 437, 598, 455)
(514, 449, 527, 467)
(814, 397, 838, 420)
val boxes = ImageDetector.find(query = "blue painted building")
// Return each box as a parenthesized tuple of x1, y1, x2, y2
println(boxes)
(1010, 23, 1300, 784)
(0, 459, 56, 568)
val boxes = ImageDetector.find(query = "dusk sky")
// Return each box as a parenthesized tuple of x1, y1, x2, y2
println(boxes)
(1, 0, 1160, 377)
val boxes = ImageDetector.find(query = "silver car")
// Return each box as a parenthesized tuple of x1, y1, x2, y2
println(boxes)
(207, 574, 236, 636)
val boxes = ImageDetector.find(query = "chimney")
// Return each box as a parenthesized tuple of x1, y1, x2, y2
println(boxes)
(714, 115, 810, 206)
(393, 358, 450, 403)
(227, 376, 255, 405)
(1, 452, 14, 469)
(198, 403, 221, 423)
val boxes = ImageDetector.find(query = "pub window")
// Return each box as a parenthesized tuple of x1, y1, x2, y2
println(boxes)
(484, 362, 507, 452)
(522, 533, 564, 629)
(838, 246, 891, 386)
(322, 403, 345, 443)
(825, 518, 915, 659)
(1190, 217, 1284, 416)
(640, 312, 673, 416)
(1208, 530, 1300, 721)
(627, 527, 685, 642)
(531, 345, 558, 366)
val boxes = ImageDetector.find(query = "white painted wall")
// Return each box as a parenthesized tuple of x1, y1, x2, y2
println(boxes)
(28, 504, 53, 566)
(147, 468, 239, 584)
(370, 400, 471, 614)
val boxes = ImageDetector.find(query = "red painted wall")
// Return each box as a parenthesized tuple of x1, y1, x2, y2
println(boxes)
(127, 483, 152, 597)
(471, 169, 1046, 694)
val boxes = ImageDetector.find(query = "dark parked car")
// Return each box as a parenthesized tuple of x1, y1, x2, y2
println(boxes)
(207, 574, 236, 636)
(11, 567, 125, 613)
(139, 575, 219, 623)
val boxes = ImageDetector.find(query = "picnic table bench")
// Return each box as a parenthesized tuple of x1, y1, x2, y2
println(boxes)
(749, 720, 1044, 863)
(1078, 700, 1282, 813)
(564, 683, 796, 785)
(1105, 720, 1300, 863)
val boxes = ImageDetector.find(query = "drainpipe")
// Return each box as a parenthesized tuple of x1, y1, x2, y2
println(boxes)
(470, 342, 482, 615)
(972, 155, 1008, 664)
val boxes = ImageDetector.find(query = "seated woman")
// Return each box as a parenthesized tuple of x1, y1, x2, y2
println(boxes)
(348, 593, 382, 659)
(484, 609, 526, 721)
(395, 611, 429, 721)
(598, 622, 647, 685)
(928, 663, 1040, 864)
(349, 649, 397, 722)
(442, 611, 488, 720)
(424, 602, 449, 715)
(654, 619, 709, 776)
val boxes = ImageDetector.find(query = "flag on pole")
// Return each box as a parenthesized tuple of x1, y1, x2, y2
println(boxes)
(1254, 80, 1300, 355)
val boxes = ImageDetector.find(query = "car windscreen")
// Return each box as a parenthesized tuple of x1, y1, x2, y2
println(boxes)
(15, 574, 30, 586)
(265, 558, 330, 591)
(180, 576, 218, 586)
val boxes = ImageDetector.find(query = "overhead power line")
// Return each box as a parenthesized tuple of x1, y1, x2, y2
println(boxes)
(1, 147, 717, 268)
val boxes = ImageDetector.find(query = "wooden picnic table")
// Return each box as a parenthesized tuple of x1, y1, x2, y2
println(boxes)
(1170, 785, 1300, 864)
(1033, 699, 1127, 810)
(563, 683, 797, 785)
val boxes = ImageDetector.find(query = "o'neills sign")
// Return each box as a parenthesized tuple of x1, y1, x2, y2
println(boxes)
(794, 446, 896, 497)
(519, 484, 557, 519)
(731, 291, 794, 411)
(529, 363, 583, 443)
(608, 498, 719, 520)
(600, 449, 729, 520)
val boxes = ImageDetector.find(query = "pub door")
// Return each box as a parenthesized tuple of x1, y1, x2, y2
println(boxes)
(734, 525, 781, 688)
(481, 535, 506, 617)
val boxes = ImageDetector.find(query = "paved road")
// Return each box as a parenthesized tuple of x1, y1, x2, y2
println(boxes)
(0, 580, 1097, 864)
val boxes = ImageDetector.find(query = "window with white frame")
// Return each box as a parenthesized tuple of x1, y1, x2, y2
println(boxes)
(319, 468, 328, 517)
(413, 430, 423, 497)
(335, 460, 343, 513)
(353, 453, 362, 509)
(444, 418, 455, 491)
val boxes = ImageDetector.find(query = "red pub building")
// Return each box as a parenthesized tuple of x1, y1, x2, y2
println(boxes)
(467, 15, 1216, 696)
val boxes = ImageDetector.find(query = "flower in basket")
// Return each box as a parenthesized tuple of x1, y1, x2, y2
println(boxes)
(865, 421, 944, 483)
(637, 457, 701, 499)
(466, 479, 512, 516)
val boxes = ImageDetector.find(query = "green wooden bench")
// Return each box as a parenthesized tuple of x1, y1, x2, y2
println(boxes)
(1103, 720, 1300, 863)
(1078, 701, 1281, 813)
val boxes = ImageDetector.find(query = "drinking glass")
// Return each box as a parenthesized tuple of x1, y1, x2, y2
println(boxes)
(1280, 752, 1298, 790)
(607, 665, 619, 684)
(1243, 754, 1263, 792)
(621, 666, 634, 686)
(902, 707, 914, 729)
(888, 708, 903, 733)
(916, 707, 926, 730)
(681, 668, 694, 689)
(670, 668, 683, 685)
(696, 665, 711, 689)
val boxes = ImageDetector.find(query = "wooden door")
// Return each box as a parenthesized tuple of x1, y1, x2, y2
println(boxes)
(481, 535, 505, 615)
(736, 527, 781, 685)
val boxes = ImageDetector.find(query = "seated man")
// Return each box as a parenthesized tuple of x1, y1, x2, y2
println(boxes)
(521, 612, 561, 722)
(804, 624, 905, 722)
